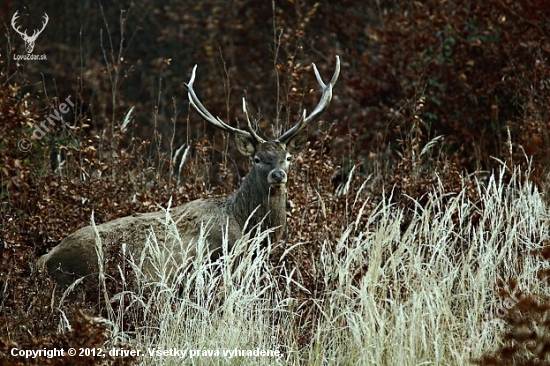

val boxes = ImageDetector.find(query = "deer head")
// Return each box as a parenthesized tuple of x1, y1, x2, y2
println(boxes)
(11, 11, 49, 54)
(184, 56, 340, 239)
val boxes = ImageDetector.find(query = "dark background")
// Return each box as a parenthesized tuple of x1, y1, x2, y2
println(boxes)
(3, 0, 549, 172)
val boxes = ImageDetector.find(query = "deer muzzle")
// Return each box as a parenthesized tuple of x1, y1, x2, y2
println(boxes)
(268, 169, 287, 185)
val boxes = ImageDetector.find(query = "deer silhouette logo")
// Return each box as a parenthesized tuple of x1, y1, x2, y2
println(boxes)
(11, 11, 49, 54)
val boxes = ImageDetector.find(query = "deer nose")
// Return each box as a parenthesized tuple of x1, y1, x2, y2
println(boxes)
(269, 170, 287, 185)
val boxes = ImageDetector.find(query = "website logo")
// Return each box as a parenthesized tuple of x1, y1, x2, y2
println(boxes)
(11, 11, 48, 60)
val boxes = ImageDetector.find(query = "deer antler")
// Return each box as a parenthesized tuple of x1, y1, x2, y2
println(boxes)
(11, 11, 48, 40)
(30, 13, 49, 40)
(184, 65, 266, 144)
(184, 56, 340, 145)
(278, 55, 340, 144)
(241, 97, 265, 143)
(11, 11, 27, 38)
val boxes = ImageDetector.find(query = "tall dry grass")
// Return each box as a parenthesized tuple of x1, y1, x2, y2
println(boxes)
(49, 166, 549, 365)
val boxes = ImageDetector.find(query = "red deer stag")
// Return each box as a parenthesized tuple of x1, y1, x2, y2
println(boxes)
(38, 56, 340, 287)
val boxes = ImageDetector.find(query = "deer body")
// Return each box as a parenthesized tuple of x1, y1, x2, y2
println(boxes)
(39, 57, 340, 287)
(39, 198, 240, 286)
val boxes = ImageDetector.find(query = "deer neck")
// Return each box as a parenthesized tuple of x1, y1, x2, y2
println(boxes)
(229, 170, 287, 241)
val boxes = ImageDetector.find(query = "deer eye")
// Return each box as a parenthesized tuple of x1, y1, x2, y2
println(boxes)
(286, 156, 291, 162)
(254, 157, 261, 164)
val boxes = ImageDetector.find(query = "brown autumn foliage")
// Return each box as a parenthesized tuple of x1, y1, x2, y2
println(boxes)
(1, 0, 550, 364)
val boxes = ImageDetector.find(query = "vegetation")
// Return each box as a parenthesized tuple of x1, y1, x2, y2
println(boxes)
(1, 1, 549, 365)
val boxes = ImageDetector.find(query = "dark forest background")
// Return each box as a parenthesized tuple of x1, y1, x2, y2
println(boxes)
(2, 0, 549, 171)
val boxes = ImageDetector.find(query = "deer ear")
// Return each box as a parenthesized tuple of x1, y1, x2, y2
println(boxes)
(234, 133, 256, 156)
(285, 129, 308, 154)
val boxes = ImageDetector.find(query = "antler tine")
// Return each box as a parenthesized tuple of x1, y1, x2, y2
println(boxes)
(278, 55, 341, 143)
(184, 65, 254, 140)
(242, 97, 266, 143)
